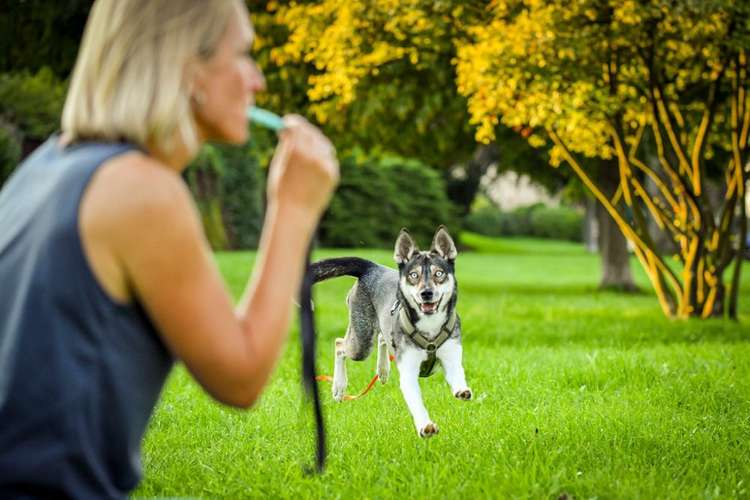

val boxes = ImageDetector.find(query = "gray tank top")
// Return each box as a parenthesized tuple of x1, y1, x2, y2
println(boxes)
(0, 136, 173, 498)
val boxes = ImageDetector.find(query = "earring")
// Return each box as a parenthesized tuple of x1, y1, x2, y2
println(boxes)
(192, 90, 206, 106)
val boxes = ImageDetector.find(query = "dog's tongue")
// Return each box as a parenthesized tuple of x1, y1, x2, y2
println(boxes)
(421, 302, 437, 314)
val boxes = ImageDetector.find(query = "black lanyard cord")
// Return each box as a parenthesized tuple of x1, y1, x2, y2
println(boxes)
(299, 242, 326, 473)
(246, 106, 327, 472)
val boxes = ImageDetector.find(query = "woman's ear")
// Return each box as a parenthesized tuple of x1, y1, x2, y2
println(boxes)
(185, 59, 208, 108)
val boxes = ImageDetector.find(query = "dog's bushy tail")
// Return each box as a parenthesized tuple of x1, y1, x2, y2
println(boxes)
(310, 257, 377, 283)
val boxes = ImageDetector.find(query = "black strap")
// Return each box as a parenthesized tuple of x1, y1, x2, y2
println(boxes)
(299, 243, 326, 473)
(419, 354, 438, 378)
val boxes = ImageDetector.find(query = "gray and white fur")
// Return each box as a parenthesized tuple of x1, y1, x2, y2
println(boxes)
(311, 226, 471, 438)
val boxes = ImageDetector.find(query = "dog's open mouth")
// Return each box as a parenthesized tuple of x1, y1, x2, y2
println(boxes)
(420, 301, 438, 314)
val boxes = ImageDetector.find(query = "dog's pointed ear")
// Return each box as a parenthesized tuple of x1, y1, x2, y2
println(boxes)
(430, 225, 457, 261)
(394, 228, 418, 265)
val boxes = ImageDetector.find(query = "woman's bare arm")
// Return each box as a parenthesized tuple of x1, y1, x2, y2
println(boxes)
(83, 118, 338, 407)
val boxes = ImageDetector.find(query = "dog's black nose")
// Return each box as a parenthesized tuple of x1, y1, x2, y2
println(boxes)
(420, 289, 434, 301)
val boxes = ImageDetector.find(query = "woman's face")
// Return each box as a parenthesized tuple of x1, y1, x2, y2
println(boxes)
(192, 3, 265, 144)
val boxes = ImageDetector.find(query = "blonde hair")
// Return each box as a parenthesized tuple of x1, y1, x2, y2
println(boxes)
(62, 0, 240, 156)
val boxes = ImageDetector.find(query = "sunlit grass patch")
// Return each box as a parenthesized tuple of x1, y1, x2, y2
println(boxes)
(135, 236, 750, 499)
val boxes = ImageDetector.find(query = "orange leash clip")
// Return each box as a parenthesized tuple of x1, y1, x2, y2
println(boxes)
(316, 355, 395, 401)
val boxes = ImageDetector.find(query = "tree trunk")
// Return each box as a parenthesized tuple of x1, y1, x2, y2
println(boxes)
(597, 159, 638, 292)
(583, 197, 599, 253)
(445, 144, 498, 216)
(597, 203, 638, 291)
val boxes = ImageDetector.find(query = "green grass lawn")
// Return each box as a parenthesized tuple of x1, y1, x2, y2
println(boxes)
(134, 234, 750, 499)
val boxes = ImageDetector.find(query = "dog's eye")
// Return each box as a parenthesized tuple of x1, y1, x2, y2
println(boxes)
(435, 270, 444, 278)
(408, 271, 419, 280)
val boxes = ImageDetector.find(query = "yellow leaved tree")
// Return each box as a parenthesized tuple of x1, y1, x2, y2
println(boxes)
(455, 0, 749, 318)
(268, 0, 749, 319)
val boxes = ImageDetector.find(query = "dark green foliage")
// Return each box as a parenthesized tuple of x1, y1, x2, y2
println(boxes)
(185, 146, 229, 250)
(318, 156, 394, 248)
(0, 69, 66, 140)
(462, 206, 506, 237)
(319, 153, 460, 248)
(0, 122, 21, 186)
(465, 204, 583, 242)
(218, 143, 266, 249)
(464, 204, 542, 238)
(184, 142, 265, 250)
(0, 0, 93, 77)
(530, 206, 584, 242)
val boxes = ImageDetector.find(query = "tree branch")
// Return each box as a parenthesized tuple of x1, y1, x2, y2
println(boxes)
(649, 118, 701, 233)
(716, 163, 740, 271)
(690, 60, 727, 196)
(548, 126, 683, 300)
(627, 122, 680, 211)
(739, 49, 749, 151)
(731, 53, 746, 199)
(650, 78, 692, 178)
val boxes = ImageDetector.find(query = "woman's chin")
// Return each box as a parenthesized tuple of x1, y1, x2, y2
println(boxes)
(210, 126, 248, 145)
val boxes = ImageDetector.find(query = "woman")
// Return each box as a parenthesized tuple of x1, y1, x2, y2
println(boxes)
(0, 0, 339, 497)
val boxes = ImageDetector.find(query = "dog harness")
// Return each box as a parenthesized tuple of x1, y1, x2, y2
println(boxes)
(393, 302, 457, 377)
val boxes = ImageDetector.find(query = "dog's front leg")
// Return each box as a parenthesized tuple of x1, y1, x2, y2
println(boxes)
(397, 347, 438, 438)
(437, 338, 472, 400)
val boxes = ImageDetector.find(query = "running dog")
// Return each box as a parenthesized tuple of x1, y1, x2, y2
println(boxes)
(311, 226, 471, 438)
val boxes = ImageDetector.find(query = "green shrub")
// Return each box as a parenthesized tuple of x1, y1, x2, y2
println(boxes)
(506, 204, 543, 236)
(0, 68, 66, 139)
(319, 153, 460, 248)
(465, 203, 543, 237)
(0, 121, 21, 187)
(185, 142, 265, 250)
(465, 204, 583, 242)
(219, 143, 265, 249)
(185, 147, 460, 251)
(530, 205, 583, 241)
(463, 206, 506, 237)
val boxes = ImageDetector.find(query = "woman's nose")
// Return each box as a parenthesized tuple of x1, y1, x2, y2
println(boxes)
(248, 60, 266, 93)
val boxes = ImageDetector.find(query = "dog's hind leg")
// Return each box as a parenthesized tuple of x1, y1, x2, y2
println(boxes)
(376, 332, 390, 384)
(332, 337, 348, 402)
(332, 284, 378, 401)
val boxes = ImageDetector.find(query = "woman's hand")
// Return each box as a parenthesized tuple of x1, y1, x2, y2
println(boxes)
(266, 115, 339, 224)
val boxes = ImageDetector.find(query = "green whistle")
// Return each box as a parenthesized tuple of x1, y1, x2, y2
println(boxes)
(247, 106, 285, 132)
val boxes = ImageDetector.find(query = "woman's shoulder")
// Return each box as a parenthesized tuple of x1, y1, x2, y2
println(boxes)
(81, 149, 200, 257)
(79, 150, 203, 303)
(91, 151, 194, 221)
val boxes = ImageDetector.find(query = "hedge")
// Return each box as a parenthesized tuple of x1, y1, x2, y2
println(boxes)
(319, 153, 460, 248)
(465, 204, 583, 242)
(184, 142, 265, 250)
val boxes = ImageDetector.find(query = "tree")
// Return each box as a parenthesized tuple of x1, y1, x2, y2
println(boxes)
(260, 0, 498, 215)
(268, 0, 638, 289)
(266, 0, 478, 166)
(455, 0, 749, 318)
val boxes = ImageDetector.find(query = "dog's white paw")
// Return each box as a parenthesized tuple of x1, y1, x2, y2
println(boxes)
(418, 422, 439, 438)
(454, 388, 472, 400)
(377, 364, 390, 384)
